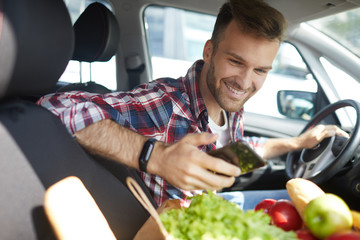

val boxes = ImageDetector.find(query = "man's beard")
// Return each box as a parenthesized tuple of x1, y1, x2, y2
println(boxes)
(206, 60, 251, 113)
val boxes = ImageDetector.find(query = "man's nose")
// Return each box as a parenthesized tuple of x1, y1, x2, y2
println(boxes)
(236, 69, 252, 89)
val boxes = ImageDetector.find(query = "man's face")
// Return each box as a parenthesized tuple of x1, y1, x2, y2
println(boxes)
(203, 20, 280, 113)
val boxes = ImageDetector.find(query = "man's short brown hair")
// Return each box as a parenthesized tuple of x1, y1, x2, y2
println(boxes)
(211, 0, 287, 51)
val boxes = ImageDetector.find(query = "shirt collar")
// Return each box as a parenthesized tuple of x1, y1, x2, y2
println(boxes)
(181, 60, 207, 121)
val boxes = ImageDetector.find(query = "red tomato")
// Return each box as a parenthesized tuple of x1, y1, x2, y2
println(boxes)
(296, 229, 319, 240)
(325, 231, 360, 240)
(254, 199, 277, 213)
(268, 199, 303, 231)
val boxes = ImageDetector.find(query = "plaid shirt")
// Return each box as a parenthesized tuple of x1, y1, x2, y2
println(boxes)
(37, 60, 267, 207)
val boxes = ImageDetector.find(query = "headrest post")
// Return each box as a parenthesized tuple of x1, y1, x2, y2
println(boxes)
(89, 63, 92, 82)
(79, 62, 83, 84)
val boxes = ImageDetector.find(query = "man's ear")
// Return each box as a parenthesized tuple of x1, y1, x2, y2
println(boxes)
(203, 40, 214, 63)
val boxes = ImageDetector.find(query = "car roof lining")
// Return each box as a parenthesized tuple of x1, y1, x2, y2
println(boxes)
(128, 0, 360, 28)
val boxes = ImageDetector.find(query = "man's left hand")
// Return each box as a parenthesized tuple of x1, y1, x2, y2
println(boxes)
(295, 124, 349, 149)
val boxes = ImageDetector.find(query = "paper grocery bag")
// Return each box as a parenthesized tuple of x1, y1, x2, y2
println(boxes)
(126, 177, 181, 240)
(134, 198, 181, 240)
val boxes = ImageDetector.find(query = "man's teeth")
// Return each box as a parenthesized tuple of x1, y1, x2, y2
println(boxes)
(227, 84, 244, 95)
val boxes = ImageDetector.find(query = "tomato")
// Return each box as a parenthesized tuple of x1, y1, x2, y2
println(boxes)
(254, 198, 277, 214)
(296, 229, 319, 240)
(325, 231, 360, 240)
(268, 199, 303, 231)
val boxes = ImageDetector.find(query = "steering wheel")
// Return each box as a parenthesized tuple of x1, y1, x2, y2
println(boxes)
(286, 99, 360, 184)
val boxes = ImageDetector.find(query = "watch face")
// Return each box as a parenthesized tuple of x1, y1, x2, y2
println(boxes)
(208, 141, 266, 174)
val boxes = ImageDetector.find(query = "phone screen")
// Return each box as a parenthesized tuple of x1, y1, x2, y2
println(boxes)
(208, 141, 266, 174)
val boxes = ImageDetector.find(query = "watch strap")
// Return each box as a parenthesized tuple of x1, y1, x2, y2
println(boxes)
(139, 138, 157, 172)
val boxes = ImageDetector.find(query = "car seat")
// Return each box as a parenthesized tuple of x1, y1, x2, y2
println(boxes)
(56, 2, 119, 94)
(0, 0, 154, 239)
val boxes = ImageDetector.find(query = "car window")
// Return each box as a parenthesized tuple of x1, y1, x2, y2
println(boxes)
(144, 5, 216, 80)
(245, 43, 318, 120)
(144, 6, 318, 121)
(307, 8, 360, 128)
(308, 7, 360, 58)
(320, 56, 360, 127)
(60, 0, 117, 90)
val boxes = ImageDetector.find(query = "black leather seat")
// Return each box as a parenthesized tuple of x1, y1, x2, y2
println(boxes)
(0, 0, 153, 239)
(57, 2, 120, 94)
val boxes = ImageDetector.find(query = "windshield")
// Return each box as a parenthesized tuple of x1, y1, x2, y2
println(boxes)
(308, 7, 360, 127)
(308, 7, 360, 58)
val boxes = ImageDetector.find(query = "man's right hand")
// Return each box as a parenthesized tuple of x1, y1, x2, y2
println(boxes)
(75, 120, 240, 191)
(147, 133, 241, 191)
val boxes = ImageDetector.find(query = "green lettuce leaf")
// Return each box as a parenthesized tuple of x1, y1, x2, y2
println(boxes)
(160, 191, 298, 240)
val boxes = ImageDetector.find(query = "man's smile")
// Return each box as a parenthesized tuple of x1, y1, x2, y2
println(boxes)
(224, 82, 248, 99)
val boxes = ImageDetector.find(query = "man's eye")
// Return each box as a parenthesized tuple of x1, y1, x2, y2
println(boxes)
(255, 69, 268, 74)
(230, 59, 241, 65)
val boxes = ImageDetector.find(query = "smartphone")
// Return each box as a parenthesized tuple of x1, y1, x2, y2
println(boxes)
(208, 141, 266, 174)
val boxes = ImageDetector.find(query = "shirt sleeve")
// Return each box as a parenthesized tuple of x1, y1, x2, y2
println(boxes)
(37, 91, 113, 135)
(37, 82, 176, 137)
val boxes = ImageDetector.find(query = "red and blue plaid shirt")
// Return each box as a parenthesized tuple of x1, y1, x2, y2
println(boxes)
(37, 60, 267, 207)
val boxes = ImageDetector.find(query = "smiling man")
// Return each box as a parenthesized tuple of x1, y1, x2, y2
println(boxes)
(201, 21, 279, 128)
(38, 0, 346, 209)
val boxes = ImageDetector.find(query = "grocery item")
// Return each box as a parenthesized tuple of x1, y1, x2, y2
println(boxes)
(286, 178, 325, 220)
(160, 191, 298, 240)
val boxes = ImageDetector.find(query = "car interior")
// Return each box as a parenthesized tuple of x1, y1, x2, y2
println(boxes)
(1, 0, 360, 239)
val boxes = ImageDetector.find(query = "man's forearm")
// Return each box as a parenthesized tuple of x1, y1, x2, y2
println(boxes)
(262, 137, 298, 159)
(75, 119, 148, 170)
(262, 124, 349, 159)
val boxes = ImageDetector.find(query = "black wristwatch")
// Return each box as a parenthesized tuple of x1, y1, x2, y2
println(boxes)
(139, 138, 157, 172)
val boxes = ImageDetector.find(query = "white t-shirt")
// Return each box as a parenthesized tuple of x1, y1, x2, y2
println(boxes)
(208, 110, 230, 148)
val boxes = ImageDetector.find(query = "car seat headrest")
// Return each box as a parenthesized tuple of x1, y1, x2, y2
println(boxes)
(0, 0, 74, 99)
(72, 2, 120, 62)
